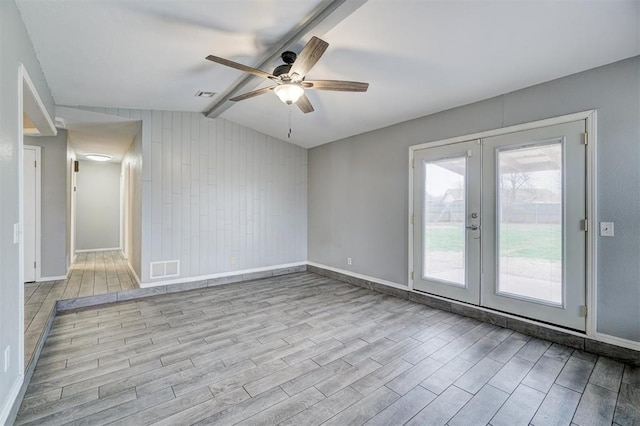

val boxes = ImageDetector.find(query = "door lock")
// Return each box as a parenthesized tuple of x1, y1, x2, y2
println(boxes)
(471, 213, 478, 219)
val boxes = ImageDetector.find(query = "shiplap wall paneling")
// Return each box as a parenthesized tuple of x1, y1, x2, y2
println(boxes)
(80, 107, 307, 281)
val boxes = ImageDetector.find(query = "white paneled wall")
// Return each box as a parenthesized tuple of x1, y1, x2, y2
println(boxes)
(83, 107, 307, 282)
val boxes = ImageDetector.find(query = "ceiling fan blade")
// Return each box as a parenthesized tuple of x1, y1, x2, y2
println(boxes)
(296, 94, 314, 114)
(229, 86, 275, 102)
(303, 80, 369, 92)
(289, 36, 329, 79)
(206, 55, 274, 80)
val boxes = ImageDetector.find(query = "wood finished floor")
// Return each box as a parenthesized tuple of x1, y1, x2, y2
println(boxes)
(17, 272, 640, 425)
(24, 251, 138, 367)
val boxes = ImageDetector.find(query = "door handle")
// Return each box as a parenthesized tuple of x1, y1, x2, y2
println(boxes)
(466, 224, 479, 230)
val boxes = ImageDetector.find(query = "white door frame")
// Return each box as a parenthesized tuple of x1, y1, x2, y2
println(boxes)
(70, 158, 77, 265)
(123, 163, 131, 260)
(409, 110, 597, 337)
(18, 64, 56, 376)
(23, 145, 42, 282)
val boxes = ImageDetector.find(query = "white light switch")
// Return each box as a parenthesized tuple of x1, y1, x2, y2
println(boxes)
(600, 222, 614, 237)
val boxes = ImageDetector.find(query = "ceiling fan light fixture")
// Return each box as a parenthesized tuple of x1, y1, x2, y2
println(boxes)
(273, 83, 304, 105)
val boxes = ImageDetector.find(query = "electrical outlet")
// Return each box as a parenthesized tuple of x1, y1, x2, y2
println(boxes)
(230, 256, 237, 266)
(347, 257, 352, 265)
(600, 222, 614, 237)
(4, 346, 9, 373)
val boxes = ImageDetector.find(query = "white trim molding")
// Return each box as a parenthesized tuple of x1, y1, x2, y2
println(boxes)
(140, 262, 307, 288)
(20, 64, 56, 137)
(585, 111, 598, 339)
(0, 374, 23, 426)
(37, 275, 68, 282)
(75, 247, 121, 253)
(307, 261, 640, 353)
(307, 261, 408, 291)
(594, 332, 640, 352)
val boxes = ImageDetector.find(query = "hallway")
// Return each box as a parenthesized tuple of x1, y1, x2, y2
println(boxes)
(24, 251, 138, 368)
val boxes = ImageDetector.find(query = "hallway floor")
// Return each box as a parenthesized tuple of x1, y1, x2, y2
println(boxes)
(24, 251, 138, 368)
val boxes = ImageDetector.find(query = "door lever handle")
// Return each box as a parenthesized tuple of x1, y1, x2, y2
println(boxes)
(466, 224, 479, 230)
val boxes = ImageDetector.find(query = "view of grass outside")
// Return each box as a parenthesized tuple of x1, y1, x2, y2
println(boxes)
(499, 223, 561, 261)
(424, 222, 563, 303)
(422, 141, 563, 302)
(425, 223, 561, 262)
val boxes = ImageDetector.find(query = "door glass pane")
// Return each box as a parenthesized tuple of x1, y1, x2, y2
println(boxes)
(423, 156, 466, 286)
(497, 141, 563, 304)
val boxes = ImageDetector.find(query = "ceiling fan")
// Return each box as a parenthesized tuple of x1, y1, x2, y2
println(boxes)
(206, 36, 369, 113)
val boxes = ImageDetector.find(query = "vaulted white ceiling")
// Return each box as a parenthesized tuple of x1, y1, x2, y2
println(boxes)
(16, 0, 640, 149)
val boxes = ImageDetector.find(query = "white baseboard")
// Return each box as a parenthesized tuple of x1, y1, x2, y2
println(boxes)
(140, 261, 307, 288)
(594, 331, 640, 351)
(306, 261, 408, 290)
(306, 261, 640, 352)
(75, 247, 121, 253)
(0, 374, 23, 426)
(37, 275, 67, 282)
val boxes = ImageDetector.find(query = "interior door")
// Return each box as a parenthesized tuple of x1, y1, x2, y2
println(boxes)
(413, 140, 481, 304)
(23, 147, 37, 282)
(481, 121, 586, 331)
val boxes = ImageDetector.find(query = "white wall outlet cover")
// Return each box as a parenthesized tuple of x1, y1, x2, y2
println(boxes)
(347, 257, 352, 265)
(599, 222, 614, 237)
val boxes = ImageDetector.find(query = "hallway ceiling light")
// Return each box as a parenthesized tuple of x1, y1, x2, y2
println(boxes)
(85, 153, 112, 162)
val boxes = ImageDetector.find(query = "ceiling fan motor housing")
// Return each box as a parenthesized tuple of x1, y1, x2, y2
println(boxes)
(273, 64, 292, 77)
(273, 51, 297, 77)
(281, 51, 297, 64)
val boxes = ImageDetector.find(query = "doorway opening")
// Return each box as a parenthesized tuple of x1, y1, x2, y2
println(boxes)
(18, 64, 57, 371)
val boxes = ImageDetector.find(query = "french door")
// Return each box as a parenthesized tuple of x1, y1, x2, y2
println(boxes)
(413, 120, 587, 331)
(413, 140, 481, 304)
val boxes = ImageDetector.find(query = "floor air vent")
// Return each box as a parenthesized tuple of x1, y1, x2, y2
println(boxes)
(150, 260, 180, 279)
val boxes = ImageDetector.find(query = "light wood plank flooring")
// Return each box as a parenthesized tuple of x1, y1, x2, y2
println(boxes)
(17, 273, 640, 425)
(24, 251, 138, 368)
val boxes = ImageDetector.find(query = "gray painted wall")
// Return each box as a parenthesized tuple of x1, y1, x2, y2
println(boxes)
(79, 108, 308, 283)
(0, 0, 55, 420)
(75, 160, 121, 251)
(308, 56, 640, 342)
(24, 130, 68, 278)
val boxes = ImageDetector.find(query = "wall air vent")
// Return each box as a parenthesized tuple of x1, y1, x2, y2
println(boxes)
(150, 260, 180, 279)
(54, 117, 66, 128)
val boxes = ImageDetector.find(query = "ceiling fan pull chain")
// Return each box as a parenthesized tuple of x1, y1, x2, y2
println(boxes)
(288, 110, 292, 139)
